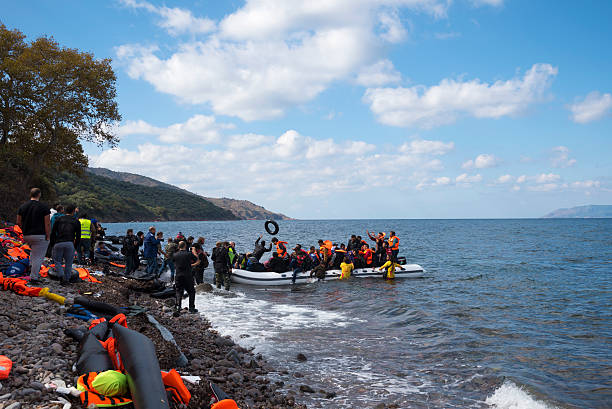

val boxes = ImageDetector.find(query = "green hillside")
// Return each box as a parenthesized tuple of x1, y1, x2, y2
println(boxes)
(54, 172, 238, 222)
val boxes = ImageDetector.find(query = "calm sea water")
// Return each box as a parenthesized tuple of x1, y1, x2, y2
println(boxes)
(104, 219, 612, 409)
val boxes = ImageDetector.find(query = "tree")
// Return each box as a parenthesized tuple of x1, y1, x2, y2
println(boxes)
(0, 24, 121, 219)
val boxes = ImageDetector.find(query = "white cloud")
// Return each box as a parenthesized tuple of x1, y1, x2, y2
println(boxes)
(535, 173, 561, 183)
(571, 180, 600, 189)
(550, 146, 576, 168)
(400, 139, 455, 155)
(516, 175, 527, 183)
(356, 59, 401, 87)
(364, 63, 557, 128)
(118, 119, 162, 136)
(462, 153, 500, 169)
(117, 0, 449, 121)
(528, 183, 558, 192)
(120, 0, 215, 35)
(496, 174, 513, 183)
(377, 9, 408, 43)
(118, 115, 233, 144)
(568, 91, 612, 123)
(92, 128, 452, 199)
(471, 0, 504, 6)
(455, 173, 482, 184)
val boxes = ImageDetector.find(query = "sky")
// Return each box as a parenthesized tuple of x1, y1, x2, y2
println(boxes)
(3, 0, 611, 219)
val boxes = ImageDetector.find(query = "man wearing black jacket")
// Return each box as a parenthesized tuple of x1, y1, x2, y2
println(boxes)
(173, 240, 199, 314)
(252, 234, 272, 261)
(122, 229, 139, 275)
(212, 241, 232, 290)
(49, 205, 80, 284)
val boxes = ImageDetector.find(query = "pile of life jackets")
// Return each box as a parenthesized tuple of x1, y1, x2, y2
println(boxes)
(0, 223, 100, 283)
(76, 313, 192, 408)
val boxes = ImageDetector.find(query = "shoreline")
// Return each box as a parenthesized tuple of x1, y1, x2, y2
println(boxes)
(0, 263, 309, 408)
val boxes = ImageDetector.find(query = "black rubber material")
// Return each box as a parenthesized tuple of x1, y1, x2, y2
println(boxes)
(112, 324, 170, 409)
(76, 332, 114, 374)
(74, 296, 122, 317)
(150, 287, 176, 299)
(89, 320, 112, 341)
(264, 220, 279, 235)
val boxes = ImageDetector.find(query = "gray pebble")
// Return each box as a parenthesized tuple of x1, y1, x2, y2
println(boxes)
(51, 343, 63, 355)
(5, 402, 22, 409)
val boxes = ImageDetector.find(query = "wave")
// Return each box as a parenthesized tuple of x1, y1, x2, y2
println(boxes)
(486, 381, 558, 409)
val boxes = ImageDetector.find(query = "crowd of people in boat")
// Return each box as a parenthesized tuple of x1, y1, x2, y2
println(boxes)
(15, 187, 404, 313)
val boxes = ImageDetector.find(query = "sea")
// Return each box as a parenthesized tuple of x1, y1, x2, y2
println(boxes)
(103, 219, 612, 409)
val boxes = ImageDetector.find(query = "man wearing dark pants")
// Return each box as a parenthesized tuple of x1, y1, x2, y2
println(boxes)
(49, 205, 80, 284)
(122, 229, 138, 275)
(17, 188, 51, 283)
(173, 240, 200, 314)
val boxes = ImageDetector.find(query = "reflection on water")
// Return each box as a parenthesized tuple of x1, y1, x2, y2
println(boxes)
(105, 219, 612, 409)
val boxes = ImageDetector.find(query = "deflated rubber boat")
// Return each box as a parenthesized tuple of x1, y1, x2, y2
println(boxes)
(231, 264, 425, 286)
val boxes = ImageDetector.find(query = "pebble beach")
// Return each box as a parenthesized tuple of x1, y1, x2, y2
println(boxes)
(0, 263, 312, 409)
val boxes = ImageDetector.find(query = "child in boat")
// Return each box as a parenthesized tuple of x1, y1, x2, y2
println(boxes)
(339, 256, 354, 280)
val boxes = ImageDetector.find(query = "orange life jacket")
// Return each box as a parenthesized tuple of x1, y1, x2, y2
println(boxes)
(0, 274, 42, 297)
(109, 262, 125, 268)
(75, 267, 102, 283)
(360, 249, 373, 265)
(388, 235, 399, 251)
(212, 399, 240, 409)
(0, 355, 12, 380)
(161, 369, 191, 405)
(78, 369, 191, 407)
(275, 241, 288, 258)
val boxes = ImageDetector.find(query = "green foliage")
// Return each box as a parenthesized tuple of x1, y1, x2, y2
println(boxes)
(0, 24, 120, 219)
(54, 172, 238, 222)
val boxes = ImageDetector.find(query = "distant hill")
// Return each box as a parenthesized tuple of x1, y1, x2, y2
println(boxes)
(543, 205, 612, 218)
(87, 168, 291, 220)
(54, 172, 238, 222)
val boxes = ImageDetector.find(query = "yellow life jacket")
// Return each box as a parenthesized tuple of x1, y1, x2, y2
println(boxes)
(80, 219, 92, 239)
(77, 372, 132, 407)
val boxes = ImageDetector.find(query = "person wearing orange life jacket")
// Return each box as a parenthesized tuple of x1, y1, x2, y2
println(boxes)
(270, 237, 289, 259)
(359, 243, 374, 267)
(388, 230, 400, 262)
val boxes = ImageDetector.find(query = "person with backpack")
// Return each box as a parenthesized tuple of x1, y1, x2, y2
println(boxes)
(121, 229, 139, 275)
(212, 241, 232, 290)
(162, 238, 178, 281)
(49, 204, 80, 284)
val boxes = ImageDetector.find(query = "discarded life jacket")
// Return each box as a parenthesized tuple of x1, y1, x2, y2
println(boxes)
(161, 369, 191, 405)
(6, 246, 28, 261)
(75, 267, 102, 283)
(0, 355, 12, 380)
(77, 372, 132, 407)
(0, 273, 42, 297)
(78, 369, 191, 407)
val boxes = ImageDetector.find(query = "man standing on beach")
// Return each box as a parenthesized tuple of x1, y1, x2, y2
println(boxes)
(173, 240, 199, 314)
(49, 205, 80, 285)
(16, 188, 51, 283)
(122, 229, 139, 275)
(143, 226, 159, 275)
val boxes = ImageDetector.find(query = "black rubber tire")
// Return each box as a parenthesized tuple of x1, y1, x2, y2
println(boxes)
(265, 220, 279, 235)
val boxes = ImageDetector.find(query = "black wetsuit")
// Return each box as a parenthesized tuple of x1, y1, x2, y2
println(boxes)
(252, 237, 272, 261)
(173, 250, 197, 310)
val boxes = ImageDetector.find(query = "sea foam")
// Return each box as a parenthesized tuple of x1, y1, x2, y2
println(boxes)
(486, 381, 557, 409)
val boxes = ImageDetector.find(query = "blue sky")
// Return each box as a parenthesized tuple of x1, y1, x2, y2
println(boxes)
(3, 0, 611, 218)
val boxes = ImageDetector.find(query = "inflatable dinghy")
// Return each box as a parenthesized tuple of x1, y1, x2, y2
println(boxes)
(231, 264, 425, 286)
